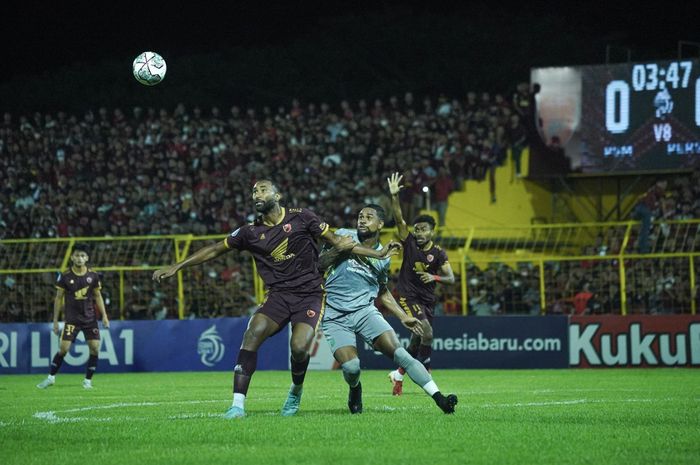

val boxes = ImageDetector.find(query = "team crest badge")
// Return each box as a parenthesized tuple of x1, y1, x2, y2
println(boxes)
(427, 254, 434, 262)
(306, 309, 317, 318)
(319, 222, 327, 230)
(283, 224, 292, 233)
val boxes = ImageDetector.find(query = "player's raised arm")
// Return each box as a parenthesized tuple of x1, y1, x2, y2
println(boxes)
(153, 241, 230, 283)
(377, 288, 424, 337)
(52, 288, 64, 335)
(416, 261, 456, 285)
(387, 172, 409, 241)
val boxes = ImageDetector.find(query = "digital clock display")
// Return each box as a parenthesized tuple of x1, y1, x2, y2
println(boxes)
(532, 59, 700, 174)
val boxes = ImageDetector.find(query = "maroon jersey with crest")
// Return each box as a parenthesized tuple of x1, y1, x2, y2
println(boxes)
(225, 207, 330, 292)
(396, 233, 448, 306)
(55, 269, 102, 326)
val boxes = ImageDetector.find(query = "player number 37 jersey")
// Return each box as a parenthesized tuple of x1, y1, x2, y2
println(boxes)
(55, 269, 102, 325)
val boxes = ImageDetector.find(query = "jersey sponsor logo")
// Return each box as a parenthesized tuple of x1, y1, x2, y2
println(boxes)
(271, 238, 296, 262)
(427, 254, 434, 262)
(260, 233, 265, 240)
(74, 286, 90, 300)
(413, 261, 428, 272)
(283, 223, 292, 233)
(307, 309, 317, 318)
(197, 325, 225, 367)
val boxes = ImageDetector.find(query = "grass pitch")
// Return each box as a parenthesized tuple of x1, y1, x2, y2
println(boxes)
(1, 369, 698, 465)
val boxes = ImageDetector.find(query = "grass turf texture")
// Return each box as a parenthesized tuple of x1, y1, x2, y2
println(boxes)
(1, 369, 698, 465)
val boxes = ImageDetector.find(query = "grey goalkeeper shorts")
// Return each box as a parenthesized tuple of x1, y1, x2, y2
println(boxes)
(321, 304, 394, 354)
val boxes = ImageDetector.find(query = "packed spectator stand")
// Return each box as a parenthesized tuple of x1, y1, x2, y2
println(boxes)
(1, 89, 698, 321)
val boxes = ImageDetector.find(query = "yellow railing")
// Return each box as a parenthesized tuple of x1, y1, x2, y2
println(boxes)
(0, 235, 259, 321)
(1, 219, 697, 320)
(455, 219, 699, 316)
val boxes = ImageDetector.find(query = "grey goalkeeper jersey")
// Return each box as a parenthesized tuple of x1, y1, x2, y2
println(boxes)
(323, 229, 390, 317)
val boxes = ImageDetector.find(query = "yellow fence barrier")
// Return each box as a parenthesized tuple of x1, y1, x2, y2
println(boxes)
(1, 219, 697, 321)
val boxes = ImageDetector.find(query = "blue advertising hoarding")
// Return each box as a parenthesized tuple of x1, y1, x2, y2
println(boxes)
(357, 316, 570, 369)
(0, 317, 289, 374)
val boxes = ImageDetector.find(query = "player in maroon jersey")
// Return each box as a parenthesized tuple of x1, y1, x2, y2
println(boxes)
(37, 243, 110, 390)
(153, 179, 400, 418)
(386, 172, 455, 396)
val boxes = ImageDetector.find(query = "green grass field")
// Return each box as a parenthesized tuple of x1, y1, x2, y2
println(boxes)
(1, 369, 699, 465)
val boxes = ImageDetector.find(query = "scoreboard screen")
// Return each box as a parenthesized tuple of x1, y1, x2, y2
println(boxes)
(531, 59, 700, 173)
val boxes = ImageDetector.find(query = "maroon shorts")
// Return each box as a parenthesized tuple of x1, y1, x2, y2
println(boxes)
(256, 289, 325, 331)
(61, 322, 100, 342)
(397, 295, 434, 324)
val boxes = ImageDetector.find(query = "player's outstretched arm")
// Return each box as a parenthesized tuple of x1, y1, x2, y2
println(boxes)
(416, 261, 456, 284)
(94, 289, 110, 329)
(387, 172, 409, 241)
(323, 231, 402, 259)
(353, 241, 402, 259)
(153, 241, 230, 283)
(378, 288, 424, 337)
(53, 289, 64, 335)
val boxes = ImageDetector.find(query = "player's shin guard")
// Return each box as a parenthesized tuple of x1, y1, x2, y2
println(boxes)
(50, 353, 64, 376)
(85, 354, 98, 380)
(341, 358, 361, 388)
(233, 349, 258, 396)
(393, 347, 432, 388)
(290, 354, 310, 387)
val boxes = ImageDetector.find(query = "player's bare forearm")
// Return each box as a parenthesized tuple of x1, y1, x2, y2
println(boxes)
(154, 241, 229, 282)
(180, 241, 229, 268)
(378, 289, 408, 320)
(352, 241, 401, 259)
(418, 264, 456, 284)
(318, 248, 346, 271)
(94, 291, 109, 324)
(53, 290, 64, 323)
(387, 173, 409, 240)
(440, 263, 456, 284)
(351, 243, 384, 258)
(379, 289, 424, 336)
(53, 299, 62, 323)
(390, 194, 409, 240)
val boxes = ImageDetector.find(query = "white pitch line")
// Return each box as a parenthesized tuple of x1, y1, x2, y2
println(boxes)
(33, 399, 229, 424)
(60, 399, 226, 414)
(28, 396, 694, 425)
(480, 398, 659, 408)
(168, 413, 225, 420)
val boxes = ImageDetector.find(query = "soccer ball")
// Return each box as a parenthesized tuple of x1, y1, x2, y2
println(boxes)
(132, 51, 167, 86)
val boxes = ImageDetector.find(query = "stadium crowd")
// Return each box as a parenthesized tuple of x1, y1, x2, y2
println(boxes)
(1, 86, 698, 321)
(0, 88, 534, 241)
